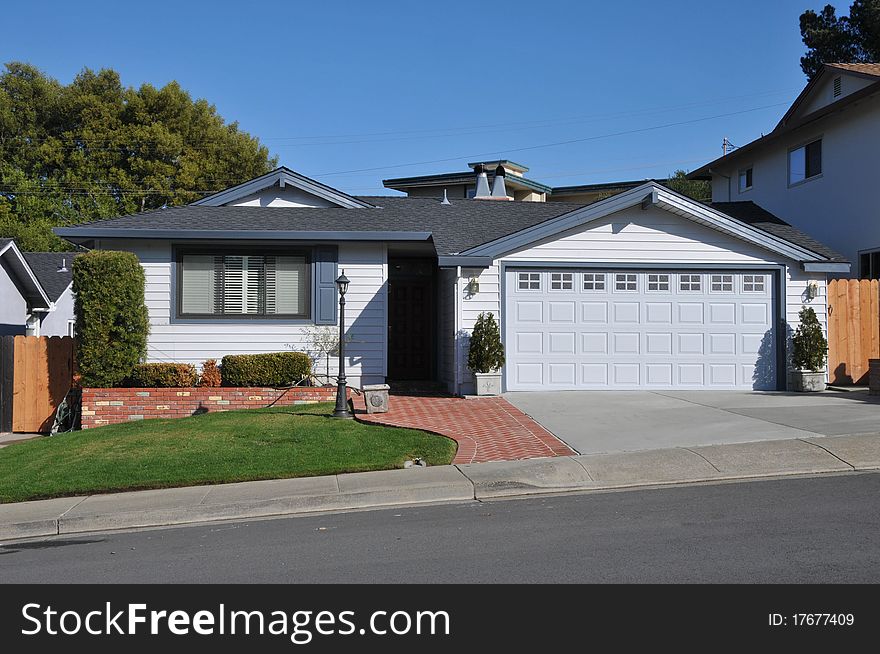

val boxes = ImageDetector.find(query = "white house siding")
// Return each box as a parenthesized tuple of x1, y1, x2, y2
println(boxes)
(0, 268, 28, 335)
(228, 185, 336, 208)
(709, 92, 879, 270)
(451, 206, 827, 394)
(39, 286, 75, 337)
(104, 239, 387, 388)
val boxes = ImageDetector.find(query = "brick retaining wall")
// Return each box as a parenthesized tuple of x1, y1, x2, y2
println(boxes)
(81, 386, 341, 428)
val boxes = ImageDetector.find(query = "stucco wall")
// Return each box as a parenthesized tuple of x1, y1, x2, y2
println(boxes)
(0, 265, 28, 336)
(38, 285, 74, 337)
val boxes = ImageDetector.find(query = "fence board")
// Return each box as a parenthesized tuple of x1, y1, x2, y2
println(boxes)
(828, 279, 880, 385)
(11, 336, 74, 432)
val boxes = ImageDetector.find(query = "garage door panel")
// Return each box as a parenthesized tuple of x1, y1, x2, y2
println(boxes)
(505, 269, 776, 391)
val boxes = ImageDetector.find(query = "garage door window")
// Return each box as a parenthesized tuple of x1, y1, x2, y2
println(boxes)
(614, 273, 638, 291)
(647, 273, 670, 292)
(742, 274, 765, 292)
(583, 273, 606, 291)
(710, 274, 733, 292)
(517, 272, 541, 291)
(679, 274, 702, 292)
(550, 272, 574, 291)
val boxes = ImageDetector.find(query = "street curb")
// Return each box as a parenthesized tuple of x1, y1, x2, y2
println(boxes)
(1, 434, 879, 542)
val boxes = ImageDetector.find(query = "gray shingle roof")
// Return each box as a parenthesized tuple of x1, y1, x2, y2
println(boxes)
(0, 238, 13, 250)
(709, 201, 847, 262)
(60, 197, 588, 255)
(22, 252, 76, 301)
(54, 196, 844, 263)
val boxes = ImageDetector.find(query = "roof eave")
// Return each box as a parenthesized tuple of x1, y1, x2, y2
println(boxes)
(54, 227, 433, 242)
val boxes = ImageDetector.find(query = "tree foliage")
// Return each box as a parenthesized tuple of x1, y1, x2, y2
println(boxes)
(663, 170, 711, 202)
(73, 250, 150, 388)
(800, 1, 880, 79)
(0, 62, 277, 250)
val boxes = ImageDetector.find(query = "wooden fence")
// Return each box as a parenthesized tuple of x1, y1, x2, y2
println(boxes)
(827, 279, 880, 385)
(0, 336, 75, 433)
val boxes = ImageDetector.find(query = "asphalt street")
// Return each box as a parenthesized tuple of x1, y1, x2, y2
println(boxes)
(1, 472, 878, 583)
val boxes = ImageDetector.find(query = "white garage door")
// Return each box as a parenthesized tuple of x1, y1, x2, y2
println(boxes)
(505, 269, 777, 391)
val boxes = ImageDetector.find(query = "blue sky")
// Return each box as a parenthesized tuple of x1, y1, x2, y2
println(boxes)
(1, 0, 820, 195)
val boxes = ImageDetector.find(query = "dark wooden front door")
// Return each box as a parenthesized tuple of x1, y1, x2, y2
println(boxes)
(387, 259, 434, 381)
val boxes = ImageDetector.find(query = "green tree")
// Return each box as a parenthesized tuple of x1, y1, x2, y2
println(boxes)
(663, 170, 711, 202)
(799, 1, 880, 80)
(0, 63, 277, 250)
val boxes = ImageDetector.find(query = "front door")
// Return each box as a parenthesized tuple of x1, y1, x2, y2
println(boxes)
(387, 259, 435, 381)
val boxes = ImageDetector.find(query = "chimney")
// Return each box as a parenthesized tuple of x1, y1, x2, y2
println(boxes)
(473, 164, 492, 198)
(491, 165, 508, 198)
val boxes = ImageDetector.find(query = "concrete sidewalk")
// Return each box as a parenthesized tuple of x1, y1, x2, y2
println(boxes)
(2, 433, 879, 541)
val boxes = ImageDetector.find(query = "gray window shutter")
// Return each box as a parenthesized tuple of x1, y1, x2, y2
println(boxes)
(314, 246, 338, 324)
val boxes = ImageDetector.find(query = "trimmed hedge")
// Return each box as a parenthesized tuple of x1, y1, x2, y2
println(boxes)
(199, 359, 222, 387)
(221, 352, 311, 387)
(73, 251, 149, 388)
(128, 363, 198, 388)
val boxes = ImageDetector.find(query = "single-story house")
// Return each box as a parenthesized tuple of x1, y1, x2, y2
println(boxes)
(56, 166, 848, 394)
(0, 238, 76, 337)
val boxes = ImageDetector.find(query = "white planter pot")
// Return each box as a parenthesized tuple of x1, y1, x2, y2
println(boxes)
(473, 372, 502, 396)
(789, 370, 826, 392)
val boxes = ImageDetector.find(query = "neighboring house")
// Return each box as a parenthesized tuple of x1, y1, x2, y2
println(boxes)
(56, 166, 846, 394)
(0, 239, 76, 336)
(383, 160, 661, 204)
(689, 63, 880, 278)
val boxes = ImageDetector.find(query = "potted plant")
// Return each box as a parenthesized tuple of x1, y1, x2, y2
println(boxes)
(790, 306, 827, 392)
(467, 312, 505, 396)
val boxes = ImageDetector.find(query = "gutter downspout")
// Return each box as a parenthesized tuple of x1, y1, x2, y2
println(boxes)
(454, 266, 462, 396)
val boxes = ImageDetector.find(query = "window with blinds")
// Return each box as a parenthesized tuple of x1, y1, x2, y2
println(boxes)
(179, 252, 309, 318)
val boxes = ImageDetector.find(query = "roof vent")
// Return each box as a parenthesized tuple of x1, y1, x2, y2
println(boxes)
(491, 165, 508, 198)
(474, 165, 492, 198)
(440, 189, 451, 205)
(833, 76, 842, 98)
(57, 258, 68, 273)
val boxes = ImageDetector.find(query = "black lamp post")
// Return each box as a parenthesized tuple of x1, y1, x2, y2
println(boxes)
(331, 270, 353, 419)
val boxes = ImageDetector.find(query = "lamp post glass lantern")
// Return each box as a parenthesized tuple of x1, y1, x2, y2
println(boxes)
(332, 271, 353, 418)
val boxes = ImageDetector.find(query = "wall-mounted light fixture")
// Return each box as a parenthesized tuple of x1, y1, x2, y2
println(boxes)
(805, 281, 819, 302)
(466, 277, 480, 296)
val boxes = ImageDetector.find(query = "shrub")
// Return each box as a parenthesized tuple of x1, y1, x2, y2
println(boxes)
(73, 251, 149, 387)
(199, 359, 222, 387)
(221, 352, 312, 387)
(792, 306, 828, 372)
(467, 312, 505, 374)
(128, 363, 198, 387)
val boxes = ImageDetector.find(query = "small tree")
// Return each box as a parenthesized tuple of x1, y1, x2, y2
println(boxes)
(791, 306, 828, 372)
(467, 313, 505, 374)
(73, 251, 149, 387)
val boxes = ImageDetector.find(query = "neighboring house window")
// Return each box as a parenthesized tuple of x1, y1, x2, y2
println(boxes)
(710, 274, 733, 292)
(679, 274, 701, 292)
(614, 273, 637, 291)
(583, 273, 606, 291)
(550, 272, 573, 291)
(860, 249, 880, 280)
(788, 138, 822, 185)
(738, 167, 753, 192)
(179, 251, 310, 318)
(742, 274, 765, 292)
(517, 272, 540, 290)
(67, 320, 76, 337)
(646, 273, 670, 292)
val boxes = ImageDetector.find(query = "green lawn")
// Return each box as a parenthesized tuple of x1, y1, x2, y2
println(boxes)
(0, 403, 457, 503)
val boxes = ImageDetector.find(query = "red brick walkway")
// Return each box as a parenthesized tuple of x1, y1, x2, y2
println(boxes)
(354, 394, 574, 464)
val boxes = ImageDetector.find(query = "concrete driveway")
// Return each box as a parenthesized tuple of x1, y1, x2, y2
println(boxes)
(504, 390, 880, 455)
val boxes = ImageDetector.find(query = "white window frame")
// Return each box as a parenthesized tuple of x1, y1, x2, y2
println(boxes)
(679, 273, 702, 293)
(646, 273, 670, 293)
(549, 271, 574, 291)
(710, 274, 734, 293)
(614, 273, 638, 292)
(67, 319, 76, 337)
(517, 272, 541, 291)
(582, 272, 606, 292)
(742, 274, 766, 293)
(738, 167, 753, 193)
